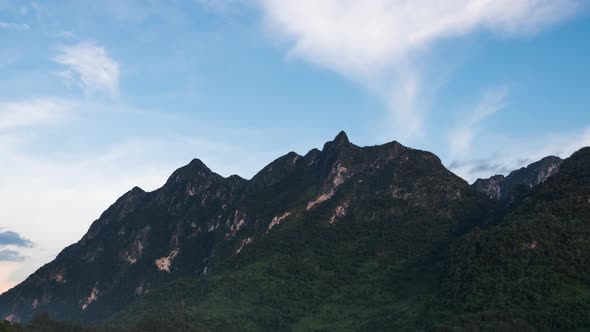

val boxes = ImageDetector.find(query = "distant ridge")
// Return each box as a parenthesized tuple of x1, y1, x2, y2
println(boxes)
(472, 155, 562, 203)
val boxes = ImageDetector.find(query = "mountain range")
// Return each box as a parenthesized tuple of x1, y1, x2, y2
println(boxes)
(472, 156, 563, 203)
(1, 131, 588, 331)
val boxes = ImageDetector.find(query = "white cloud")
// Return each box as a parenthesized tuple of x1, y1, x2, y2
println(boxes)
(260, 0, 580, 76)
(0, 22, 29, 31)
(0, 99, 72, 131)
(258, 0, 582, 137)
(449, 86, 509, 155)
(53, 42, 120, 95)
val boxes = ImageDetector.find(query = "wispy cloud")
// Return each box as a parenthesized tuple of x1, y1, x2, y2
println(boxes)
(449, 86, 509, 155)
(53, 42, 120, 95)
(0, 22, 29, 31)
(257, 0, 582, 138)
(0, 99, 72, 131)
(0, 230, 34, 248)
(0, 250, 26, 262)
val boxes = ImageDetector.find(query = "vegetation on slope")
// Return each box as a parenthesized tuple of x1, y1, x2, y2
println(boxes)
(2, 144, 588, 331)
(438, 147, 590, 330)
(107, 193, 498, 331)
(106, 149, 589, 331)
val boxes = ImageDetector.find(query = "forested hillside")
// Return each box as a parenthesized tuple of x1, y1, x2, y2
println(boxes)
(1, 135, 588, 331)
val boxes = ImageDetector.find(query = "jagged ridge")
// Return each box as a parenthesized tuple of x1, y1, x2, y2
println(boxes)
(0, 131, 487, 323)
(472, 155, 562, 202)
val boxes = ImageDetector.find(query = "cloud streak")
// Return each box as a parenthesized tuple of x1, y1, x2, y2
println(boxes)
(449, 86, 509, 155)
(258, 0, 582, 138)
(0, 99, 72, 131)
(0, 250, 26, 262)
(0, 22, 30, 31)
(261, 0, 579, 75)
(54, 42, 120, 95)
(0, 230, 34, 248)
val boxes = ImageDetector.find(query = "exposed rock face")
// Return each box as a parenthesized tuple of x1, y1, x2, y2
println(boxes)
(0, 131, 495, 322)
(472, 156, 562, 202)
(472, 175, 505, 200)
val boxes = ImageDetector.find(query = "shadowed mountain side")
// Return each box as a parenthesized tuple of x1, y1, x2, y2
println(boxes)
(0, 131, 499, 324)
(3, 133, 588, 331)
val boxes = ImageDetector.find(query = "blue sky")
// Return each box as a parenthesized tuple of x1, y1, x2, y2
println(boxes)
(1, 0, 589, 293)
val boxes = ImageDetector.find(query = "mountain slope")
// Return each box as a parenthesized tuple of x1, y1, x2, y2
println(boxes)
(439, 148, 590, 330)
(110, 147, 590, 331)
(472, 156, 562, 203)
(0, 158, 249, 322)
(3, 133, 587, 331)
(0, 132, 498, 325)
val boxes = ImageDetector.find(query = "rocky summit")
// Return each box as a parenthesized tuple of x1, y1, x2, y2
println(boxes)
(472, 156, 562, 203)
(1, 132, 588, 331)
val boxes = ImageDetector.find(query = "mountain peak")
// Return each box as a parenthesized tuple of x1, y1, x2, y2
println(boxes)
(539, 155, 562, 163)
(164, 158, 216, 188)
(186, 158, 211, 171)
(472, 155, 563, 202)
(323, 131, 351, 152)
(334, 130, 349, 144)
(250, 151, 302, 187)
(556, 147, 590, 179)
(129, 186, 145, 194)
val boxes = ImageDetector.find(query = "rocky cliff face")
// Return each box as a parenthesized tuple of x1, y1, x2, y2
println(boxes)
(472, 156, 562, 203)
(0, 131, 497, 323)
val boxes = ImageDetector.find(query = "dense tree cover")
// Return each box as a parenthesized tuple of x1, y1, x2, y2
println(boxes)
(101, 148, 502, 331)
(0, 312, 101, 332)
(103, 150, 589, 331)
(438, 148, 590, 330)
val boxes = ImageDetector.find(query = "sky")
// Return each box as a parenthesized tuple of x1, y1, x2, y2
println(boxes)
(1, 0, 589, 294)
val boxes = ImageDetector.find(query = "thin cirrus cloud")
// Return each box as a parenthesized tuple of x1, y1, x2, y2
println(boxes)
(257, 0, 583, 137)
(448, 86, 510, 156)
(0, 250, 26, 262)
(0, 99, 72, 131)
(53, 42, 120, 95)
(0, 22, 30, 31)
